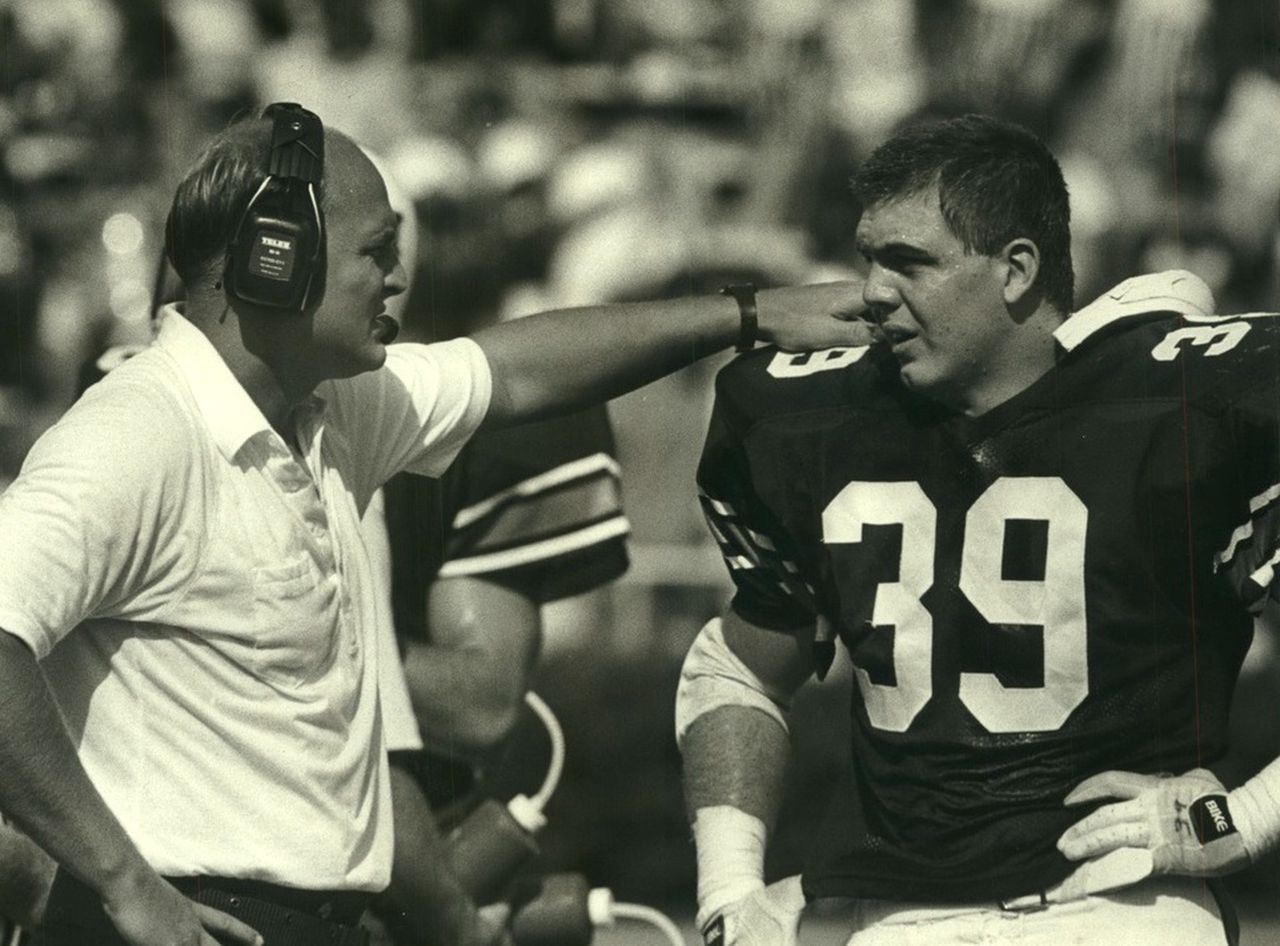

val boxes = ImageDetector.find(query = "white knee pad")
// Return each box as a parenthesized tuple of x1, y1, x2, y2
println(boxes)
(675, 616, 790, 748)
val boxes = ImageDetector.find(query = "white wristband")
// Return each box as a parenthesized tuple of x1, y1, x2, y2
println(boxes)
(1229, 756, 1280, 860)
(693, 805, 767, 930)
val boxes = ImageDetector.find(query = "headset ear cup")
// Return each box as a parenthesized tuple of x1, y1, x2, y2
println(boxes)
(224, 104, 325, 313)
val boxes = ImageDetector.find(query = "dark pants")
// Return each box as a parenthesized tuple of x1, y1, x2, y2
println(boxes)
(35, 869, 370, 946)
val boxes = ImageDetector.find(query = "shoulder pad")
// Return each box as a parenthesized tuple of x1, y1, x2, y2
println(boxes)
(1056, 270, 1214, 352)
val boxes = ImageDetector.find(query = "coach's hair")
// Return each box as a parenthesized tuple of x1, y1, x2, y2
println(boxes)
(164, 116, 270, 286)
(852, 114, 1074, 313)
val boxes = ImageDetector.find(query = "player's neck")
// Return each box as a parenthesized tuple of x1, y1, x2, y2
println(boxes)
(951, 317, 1063, 418)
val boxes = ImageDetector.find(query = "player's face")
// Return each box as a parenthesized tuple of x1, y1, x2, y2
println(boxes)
(306, 139, 407, 379)
(856, 187, 1011, 408)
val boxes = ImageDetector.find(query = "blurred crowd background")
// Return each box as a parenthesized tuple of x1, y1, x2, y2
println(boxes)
(1, 0, 1279, 932)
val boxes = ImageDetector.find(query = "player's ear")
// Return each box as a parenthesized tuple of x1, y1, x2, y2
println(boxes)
(999, 238, 1041, 307)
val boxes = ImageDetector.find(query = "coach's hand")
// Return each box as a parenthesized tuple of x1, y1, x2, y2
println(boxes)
(1058, 768, 1250, 877)
(102, 867, 263, 946)
(702, 875, 804, 946)
(757, 283, 871, 353)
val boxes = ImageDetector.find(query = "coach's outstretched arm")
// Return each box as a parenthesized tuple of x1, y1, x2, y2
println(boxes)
(0, 631, 263, 946)
(472, 283, 867, 428)
(677, 610, 818, 944)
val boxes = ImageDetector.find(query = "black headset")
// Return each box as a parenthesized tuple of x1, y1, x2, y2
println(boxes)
(224, 102, 326, 313)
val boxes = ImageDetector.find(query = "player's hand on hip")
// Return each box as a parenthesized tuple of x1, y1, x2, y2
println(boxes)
(1058, 768, 1250, 877)
(101, 868, 263, 946)
(756, 283, 871, 352)
(701, 875, 805, 946)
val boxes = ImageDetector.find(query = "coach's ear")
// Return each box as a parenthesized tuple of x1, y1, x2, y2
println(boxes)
(999, 237, 1041, 308)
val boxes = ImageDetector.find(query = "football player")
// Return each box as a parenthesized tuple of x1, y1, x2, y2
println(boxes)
(679, 113, 1280, 945)
(366, 405, 628, 946)
(356, 157, 629, 945)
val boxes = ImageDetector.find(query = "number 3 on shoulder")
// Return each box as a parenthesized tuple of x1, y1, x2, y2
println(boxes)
(822, 477, 1089, 734)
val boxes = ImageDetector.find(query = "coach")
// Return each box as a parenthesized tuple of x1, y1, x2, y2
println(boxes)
(0, 104, 866, 946)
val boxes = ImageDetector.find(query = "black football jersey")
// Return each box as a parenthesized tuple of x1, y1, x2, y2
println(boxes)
(698, 307, 1280, 902)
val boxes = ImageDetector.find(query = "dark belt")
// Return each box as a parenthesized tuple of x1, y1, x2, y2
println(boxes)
(37, 869, 371, 946)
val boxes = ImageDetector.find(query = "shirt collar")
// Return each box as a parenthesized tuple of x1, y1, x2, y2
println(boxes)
(154, 305, 276, 461)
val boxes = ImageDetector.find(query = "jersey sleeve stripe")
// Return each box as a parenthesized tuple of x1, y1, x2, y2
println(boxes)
(706, 496, 735, 517)
(700, 492, 815, 611)
(719, 520, 766, 568)
(438, 516, 630, 577)
(451, 452, 621, 529)
(1215, 481, 1280, 570)
(449, 473, 622, 551)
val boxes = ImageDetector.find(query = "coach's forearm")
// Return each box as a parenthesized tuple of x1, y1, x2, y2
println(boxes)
(0, 630, 152, 897)
(473, 294, 740, 428)
(471, 282, 866, 427)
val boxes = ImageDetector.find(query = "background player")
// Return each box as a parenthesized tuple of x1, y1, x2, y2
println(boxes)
(358, 166, 630, 944)
(381, 403, 628, 805)
(679, 113, 1280, 944)
(364, 405, 627, 945)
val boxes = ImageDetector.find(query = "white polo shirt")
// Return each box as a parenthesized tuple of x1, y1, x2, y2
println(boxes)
(0, 308, 491, 892)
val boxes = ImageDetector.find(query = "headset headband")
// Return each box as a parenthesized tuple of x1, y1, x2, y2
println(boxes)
(264, 103, 324, 184)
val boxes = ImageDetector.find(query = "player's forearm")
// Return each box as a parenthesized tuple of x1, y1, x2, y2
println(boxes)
(1230, 755, 1280, 860)
(682, 707, 791, 928)
(0, 630, 152, 898)
(386, 764, 492, 944)
(472, 283, 865, 428)
(676, 613, 812, 926)
(682, 706, 791, 825)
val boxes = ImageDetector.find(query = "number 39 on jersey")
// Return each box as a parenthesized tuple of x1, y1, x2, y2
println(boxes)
(824, 476, 1087, 734)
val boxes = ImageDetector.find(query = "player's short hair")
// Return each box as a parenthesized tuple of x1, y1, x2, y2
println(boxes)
(853, 114, 1074, 313)
(164, 116, 331, 287)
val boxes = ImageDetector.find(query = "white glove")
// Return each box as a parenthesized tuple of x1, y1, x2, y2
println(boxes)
(701, 875, 805, 946)
(1057, 768, 1250, 877)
